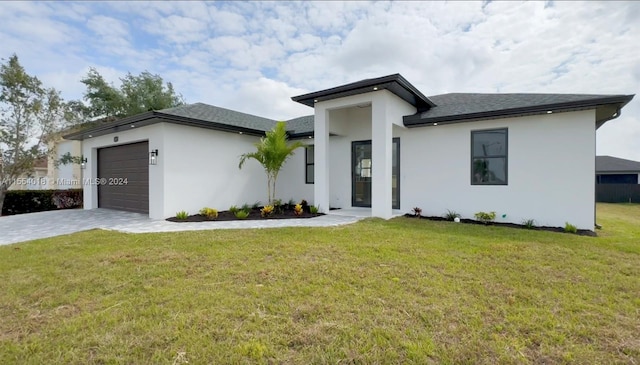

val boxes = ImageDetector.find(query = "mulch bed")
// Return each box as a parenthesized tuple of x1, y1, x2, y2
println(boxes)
(404, 214, 597, 237)
(167, 208, 323, 222)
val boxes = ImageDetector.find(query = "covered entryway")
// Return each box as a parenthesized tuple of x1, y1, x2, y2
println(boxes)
(292, 74, 431, 219)
(97, 141, 149, 214)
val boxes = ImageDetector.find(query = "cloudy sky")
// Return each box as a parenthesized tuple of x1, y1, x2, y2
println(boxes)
(1, 1, 638, 159)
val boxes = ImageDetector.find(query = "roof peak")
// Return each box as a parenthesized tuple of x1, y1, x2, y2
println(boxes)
(292, 73, 435, 111)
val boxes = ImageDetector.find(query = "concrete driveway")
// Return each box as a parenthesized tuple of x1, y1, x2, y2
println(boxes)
(0, 209, 363, 246)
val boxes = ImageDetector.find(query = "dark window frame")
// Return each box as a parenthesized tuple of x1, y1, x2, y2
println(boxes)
(305, 145, 314, 184)
(471, 128, 508, 186)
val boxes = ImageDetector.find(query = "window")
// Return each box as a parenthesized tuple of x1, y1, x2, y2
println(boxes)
(471, 128, 508, 185)
(305, 145, 314, 184)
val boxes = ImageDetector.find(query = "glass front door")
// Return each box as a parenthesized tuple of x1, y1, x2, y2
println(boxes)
(352, 139, 400, 209)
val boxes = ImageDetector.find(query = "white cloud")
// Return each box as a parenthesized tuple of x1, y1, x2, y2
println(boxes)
(0, 1, 638, 160)
(86, 15, 131, 49)
(224, 77, 313, 120)
(148, 15, 209, 44)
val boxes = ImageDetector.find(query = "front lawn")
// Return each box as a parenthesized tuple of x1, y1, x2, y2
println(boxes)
(1, 203, 638, 364)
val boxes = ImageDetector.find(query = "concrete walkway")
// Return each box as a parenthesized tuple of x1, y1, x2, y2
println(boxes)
(0, 209, 364, 246)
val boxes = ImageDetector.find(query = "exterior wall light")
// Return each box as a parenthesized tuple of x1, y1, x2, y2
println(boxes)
(149, 149, 159, 165)
(81, 157, 87, 169)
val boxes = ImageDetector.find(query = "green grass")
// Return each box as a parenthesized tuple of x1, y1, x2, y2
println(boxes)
(1, 203, 639, 364)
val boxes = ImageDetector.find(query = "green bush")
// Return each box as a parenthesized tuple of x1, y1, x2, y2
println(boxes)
(444, 210, 461, 221)
(522, 219, 536, 229)
(474, 211, 496, 224)
(235, 210, 250, 219)
(241, 203, 251, 213)
(564, 222, 578, 234)
(2, 189, 83, 216)
(272, 198, 283, 214)
(176, 211, 189, 220)
(309, 205, 319, 214)
(229, 205, 239, 214)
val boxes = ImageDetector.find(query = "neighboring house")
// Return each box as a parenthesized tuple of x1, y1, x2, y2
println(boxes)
(7, 157, 49, 190)
(47, 135, 83, 190)
(64, 74, 634, 230)
(596, 155, 640, 184)
(595, 155, 640, 203)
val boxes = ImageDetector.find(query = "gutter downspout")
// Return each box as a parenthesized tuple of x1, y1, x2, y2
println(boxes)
(594, 106, 623, 229)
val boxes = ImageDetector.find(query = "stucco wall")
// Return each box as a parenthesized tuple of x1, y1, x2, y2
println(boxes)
(275, 141, 314, 205)
(161, 123, 269, 217)
(81, 123, 166, 218)
(78, 105, 597, 229)
(48, 139, 82, 189)
(397, 109, 596, 229)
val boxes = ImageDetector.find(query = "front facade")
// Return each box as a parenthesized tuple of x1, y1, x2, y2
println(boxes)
(65, 74, 634, 230)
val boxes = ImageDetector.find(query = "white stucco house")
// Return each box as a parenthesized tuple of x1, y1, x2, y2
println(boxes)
(64, 74, 634, 230)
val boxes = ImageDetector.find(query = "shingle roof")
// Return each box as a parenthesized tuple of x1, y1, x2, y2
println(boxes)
(596, 155, 640, 173)
(158, 103, 277, 132)
(284, 115, 314, 136)
(403, 93, 634, 126)
(292, 73, 435, 110)
(64, 74, 634, 141)
(64, 102, 314, 140)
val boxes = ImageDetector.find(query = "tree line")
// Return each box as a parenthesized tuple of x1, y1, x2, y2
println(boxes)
(0, 54, 185, 212)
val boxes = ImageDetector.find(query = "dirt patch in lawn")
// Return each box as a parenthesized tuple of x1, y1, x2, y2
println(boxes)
(406, 214, 597, 236)
(167, 208, 324, 222)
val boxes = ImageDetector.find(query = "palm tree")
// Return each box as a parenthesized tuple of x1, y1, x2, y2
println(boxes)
(239, 121, 304, 204)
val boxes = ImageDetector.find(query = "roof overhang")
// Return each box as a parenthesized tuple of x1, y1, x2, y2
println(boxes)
(63, 111, 268, 140)
(291, 74, 436, 111)
(403, 94, 635, 128)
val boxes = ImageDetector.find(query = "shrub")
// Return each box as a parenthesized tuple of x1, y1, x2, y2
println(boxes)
(294, 204, 303, 216)
(564, 222, 578, 234)
(252, 201, 261, 210)
(241, 203, 251, 213)
(444, 210, 461, 221)
(261, 205, 274, 217)
(199, 207, 218, 219)
(309, 205, 319, 214)
(474, 211, 496, 224)
(52, 190, 83, 209)
(2, 189, 83, 216)
(522, 219, 536, 229)
(272, 199, 283, 214)
(300, 199, 309, 213)
(412, 207, 422, 217)
(176, 211, 189, 220)
(235, 210, 250, 219)
(229, 205, 239, 214)
(287, 198, 296, 208)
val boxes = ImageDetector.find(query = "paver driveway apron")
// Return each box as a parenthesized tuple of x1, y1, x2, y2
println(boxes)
(0, 209, 363, 246)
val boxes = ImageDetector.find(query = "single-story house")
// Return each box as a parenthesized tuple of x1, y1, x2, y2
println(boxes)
(596, 155, 640, 184)
(64, 74, 634, 230)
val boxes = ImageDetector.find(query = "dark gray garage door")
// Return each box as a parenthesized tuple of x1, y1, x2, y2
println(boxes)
(98, 141, 149, 214)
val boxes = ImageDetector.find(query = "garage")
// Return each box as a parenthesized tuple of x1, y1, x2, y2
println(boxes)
(97, 141, 149, 214)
